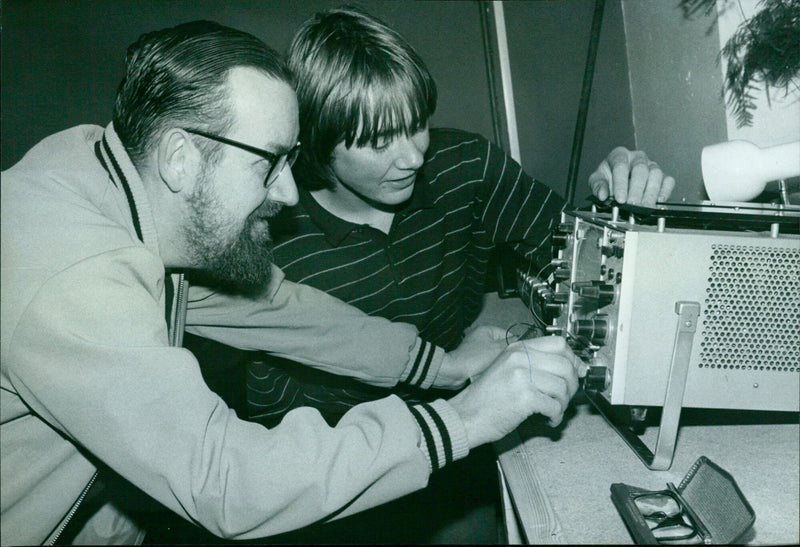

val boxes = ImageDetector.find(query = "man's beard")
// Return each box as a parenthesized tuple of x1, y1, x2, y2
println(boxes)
(183, 167, 282, 294)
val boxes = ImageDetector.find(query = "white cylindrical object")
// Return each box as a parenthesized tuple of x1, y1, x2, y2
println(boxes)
(701, 140, 800, 202)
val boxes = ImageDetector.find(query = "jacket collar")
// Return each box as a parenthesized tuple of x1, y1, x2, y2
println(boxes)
(96, 123, 161, 257)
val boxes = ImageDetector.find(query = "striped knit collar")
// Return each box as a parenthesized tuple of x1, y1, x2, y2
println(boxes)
(96, 123, 161, 256)
(298, 170, 435, 247)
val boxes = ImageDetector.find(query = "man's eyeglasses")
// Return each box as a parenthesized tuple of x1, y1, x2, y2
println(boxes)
(183, 128, 300, 187)
(632, 489, 701, 544)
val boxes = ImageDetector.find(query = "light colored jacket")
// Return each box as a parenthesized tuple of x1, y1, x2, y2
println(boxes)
(0, 124, 468, 545)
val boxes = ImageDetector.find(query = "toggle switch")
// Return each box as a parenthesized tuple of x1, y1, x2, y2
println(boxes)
(601, 245, 624, 258)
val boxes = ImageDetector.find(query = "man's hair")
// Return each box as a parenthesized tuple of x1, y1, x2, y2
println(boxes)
(288, 6, 437, 190)
(113, 20, 292, 165)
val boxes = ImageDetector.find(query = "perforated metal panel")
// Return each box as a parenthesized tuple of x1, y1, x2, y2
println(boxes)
(699, 244, 800, 373)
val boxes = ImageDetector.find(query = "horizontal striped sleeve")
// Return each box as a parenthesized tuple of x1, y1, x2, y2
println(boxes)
(399, 339, 445, 389)
(409, 399, 470, 473)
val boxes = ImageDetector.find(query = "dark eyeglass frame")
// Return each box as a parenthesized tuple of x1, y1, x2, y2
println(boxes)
(632, 488, 699, 544)
(183, 127, 300, 187)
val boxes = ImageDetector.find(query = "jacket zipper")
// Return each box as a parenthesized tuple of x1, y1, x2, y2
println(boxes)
(47, 471, 98, 545)
(47, 275, 186, 545)
(169, 273, 188, 348)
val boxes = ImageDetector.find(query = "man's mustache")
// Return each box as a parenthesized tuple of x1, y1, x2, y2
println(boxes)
(253, 198, 283, 219)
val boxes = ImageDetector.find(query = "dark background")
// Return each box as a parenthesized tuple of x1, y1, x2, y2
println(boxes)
(2, 0, 726, 202)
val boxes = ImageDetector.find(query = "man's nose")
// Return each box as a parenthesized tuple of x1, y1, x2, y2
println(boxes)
(267, 166, 299, 206)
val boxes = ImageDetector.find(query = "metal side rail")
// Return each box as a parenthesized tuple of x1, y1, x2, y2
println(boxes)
(584, 301, 701, 470)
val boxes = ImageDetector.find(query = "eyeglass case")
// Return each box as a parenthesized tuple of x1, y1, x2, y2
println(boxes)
(611, 456, 756, 544)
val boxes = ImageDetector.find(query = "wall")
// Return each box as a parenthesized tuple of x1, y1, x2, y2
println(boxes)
(1, 0, 494, 169)
(503, 0, 635, 203)
(622, 0, 728, 201)
(2, 0, 739, 204)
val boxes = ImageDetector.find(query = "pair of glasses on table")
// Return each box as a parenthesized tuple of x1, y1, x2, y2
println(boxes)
(632, 485, 704, 544)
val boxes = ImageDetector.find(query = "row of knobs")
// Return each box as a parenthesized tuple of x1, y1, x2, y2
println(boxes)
(539, 280, 614, 345)
(549, 222, 615, 390)
(547, 223, 616, 346)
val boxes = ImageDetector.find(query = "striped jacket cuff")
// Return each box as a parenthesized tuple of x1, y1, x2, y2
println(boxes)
(399, 339, 444, 389)
(409, 399, 470, 473)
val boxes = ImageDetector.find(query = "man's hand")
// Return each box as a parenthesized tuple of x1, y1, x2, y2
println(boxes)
(447, 336, 586, 448)
(588, 147, 675, 207)
(435, 326, 508, 389)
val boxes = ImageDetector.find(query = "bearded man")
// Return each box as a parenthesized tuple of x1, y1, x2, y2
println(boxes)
(1, 20, 585, 545)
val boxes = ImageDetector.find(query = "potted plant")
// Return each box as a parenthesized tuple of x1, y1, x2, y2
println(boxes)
(681, 0, 800, 127)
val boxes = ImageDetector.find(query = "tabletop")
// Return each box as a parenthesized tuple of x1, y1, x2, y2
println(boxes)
(475, 293, 800, 545)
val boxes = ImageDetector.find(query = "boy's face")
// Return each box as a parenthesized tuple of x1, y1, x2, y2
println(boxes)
(330, 126, 430, 206)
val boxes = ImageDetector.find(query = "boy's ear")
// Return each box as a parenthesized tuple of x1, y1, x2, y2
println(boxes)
(158, 129, 197, 193)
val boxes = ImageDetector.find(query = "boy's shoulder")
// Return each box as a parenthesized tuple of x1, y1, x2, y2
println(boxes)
(427, 128, 490, 161)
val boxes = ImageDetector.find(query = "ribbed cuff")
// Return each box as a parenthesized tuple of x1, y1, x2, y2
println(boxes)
(399, 339, 444, 389)
(409, 399, 470, 473)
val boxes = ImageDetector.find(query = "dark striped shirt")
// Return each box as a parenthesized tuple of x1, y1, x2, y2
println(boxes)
(248, 128, 566, 423)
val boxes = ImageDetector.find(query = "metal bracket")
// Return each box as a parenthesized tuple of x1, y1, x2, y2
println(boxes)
(585, 301, 701, 470)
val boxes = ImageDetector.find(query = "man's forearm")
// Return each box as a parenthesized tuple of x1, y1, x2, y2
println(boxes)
(185, 271, 444, 387)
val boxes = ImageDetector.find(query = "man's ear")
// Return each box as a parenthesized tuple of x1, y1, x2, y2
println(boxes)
(158, 128, 196, 193)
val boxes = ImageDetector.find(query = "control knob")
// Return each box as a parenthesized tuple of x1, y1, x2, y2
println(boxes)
(550, 223, 574, 250)
(570, 317, 609, 345)
(571, 281, 616, 308)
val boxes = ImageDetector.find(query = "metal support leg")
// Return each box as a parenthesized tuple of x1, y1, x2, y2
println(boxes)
(585, 301, 701, 470)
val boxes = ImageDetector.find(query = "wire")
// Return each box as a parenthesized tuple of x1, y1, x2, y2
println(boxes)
(505, 321, 539, 345)
(520, 340, 533, 382)
(527, 300, 549, 329)
(504, 327, 536, 383)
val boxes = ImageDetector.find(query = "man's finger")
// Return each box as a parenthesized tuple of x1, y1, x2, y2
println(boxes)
(513, 335, 582, 370)
(658, 175, 676, 202)
(606, 147, 632, 204)
(588, 161, 613, 202)
(625, 151, 650, 205)
(535, 394, 566, 428)
(509, 339, 581, 399)
(527, 350, 580, 399)
(641, 162, 664, 207)
(469, 324, 509, 342)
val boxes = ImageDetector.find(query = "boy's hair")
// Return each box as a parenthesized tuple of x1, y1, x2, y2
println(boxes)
(288, 6, 437, 190)
(113, 20, 292, 166)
